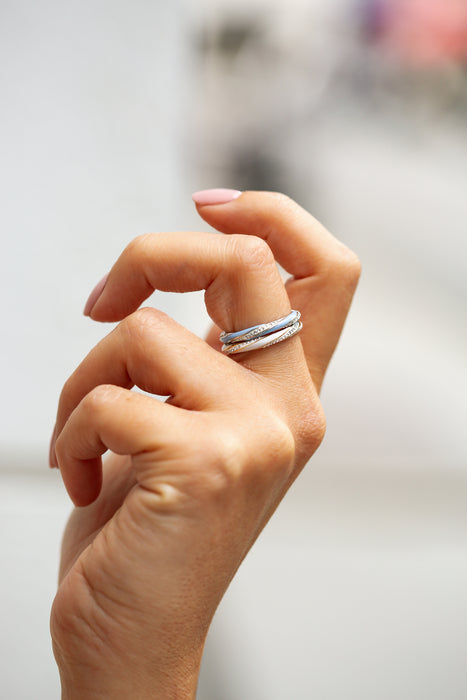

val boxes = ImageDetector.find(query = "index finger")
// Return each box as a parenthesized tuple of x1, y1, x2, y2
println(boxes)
(82, 229, 306, 380)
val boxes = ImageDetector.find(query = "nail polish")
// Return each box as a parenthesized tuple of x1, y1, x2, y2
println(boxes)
(83, 273, 109, 316)
(192, 189, 242, 206)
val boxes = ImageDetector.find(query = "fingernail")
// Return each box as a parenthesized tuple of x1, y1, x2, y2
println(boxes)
(192, 189, 242, 206)
(49, 424, 58, 469)
(83, 273, 109, 317)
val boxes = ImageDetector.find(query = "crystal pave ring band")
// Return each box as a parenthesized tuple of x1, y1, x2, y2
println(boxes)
(222, 321, 302, 355)
(220, 310, 302, 355)
(220, 310, 300, 345)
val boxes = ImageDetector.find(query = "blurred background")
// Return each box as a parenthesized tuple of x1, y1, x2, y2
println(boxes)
(1, 0, 466, 697)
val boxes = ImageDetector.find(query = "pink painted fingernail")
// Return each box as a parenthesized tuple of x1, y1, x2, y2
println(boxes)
(83, 273, 109, 316)
(192, 189, 242, 206)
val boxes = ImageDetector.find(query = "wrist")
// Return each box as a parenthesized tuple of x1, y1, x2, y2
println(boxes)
(53, 625, 202, 700)
(51, 560, 205, 699)
(57, 657, 199, 700)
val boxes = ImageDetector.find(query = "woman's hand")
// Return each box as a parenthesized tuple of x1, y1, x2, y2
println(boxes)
(50, 190, 360, 699)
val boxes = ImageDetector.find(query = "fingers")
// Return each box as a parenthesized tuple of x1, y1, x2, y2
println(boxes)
(53, 307, 241, 453)
(55, 386, 183, 506)
(195, 191, 361, 389)
(85, 191, 359, 388)
(84, 228, 303, 379)
(88, 231, 290, 336)
(195, 190, 346, 277)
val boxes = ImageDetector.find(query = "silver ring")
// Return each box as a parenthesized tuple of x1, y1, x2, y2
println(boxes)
(221, 310, 302, 355)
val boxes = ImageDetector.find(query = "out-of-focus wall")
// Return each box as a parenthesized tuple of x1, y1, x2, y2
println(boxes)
(0, 0, 194, 462)
(187, 0, 467, 470)
(190, 1, 467, 697)
(0, 2, 194, 697)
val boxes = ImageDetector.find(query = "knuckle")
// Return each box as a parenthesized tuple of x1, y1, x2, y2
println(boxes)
(120, 308, 171, 372)
(231, 234, 275, 272)
(125, 306, 157, 330)
(299, 402, 327, 454)
(262, 418, 296, 480)
(341, 248, 362, 280)
(82, 384, 117, 417)
(331, 246, 362, 285)
(122, 307, 167, 342)
(200, 429, 249, 493)
(55, 385, 117, 462)
(268, 191, 295, 213)
(220, 418, 295, 485)
(191, 418, 295, 504)
(124, 232, 153, 263)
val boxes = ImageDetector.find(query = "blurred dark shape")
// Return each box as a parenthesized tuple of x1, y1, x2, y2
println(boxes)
(196, 18, 263, 61)
(359, 0, 391, 42)
(190, 0, 467, 210)
(228, 146, 289, 193)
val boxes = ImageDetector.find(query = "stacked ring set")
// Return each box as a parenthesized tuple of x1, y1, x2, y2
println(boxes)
(220, 310, 302, 355)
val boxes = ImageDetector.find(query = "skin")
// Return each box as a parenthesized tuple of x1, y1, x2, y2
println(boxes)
(50, 191, 361, 699)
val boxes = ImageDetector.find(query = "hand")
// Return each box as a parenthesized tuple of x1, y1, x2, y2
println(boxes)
(50, 191, 360, 699)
